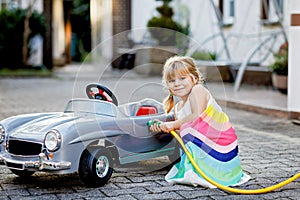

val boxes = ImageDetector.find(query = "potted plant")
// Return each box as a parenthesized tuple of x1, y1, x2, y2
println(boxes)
(135, 0, 190, 76)
(268, 42, 288, 94)
(147, 0, 190, 47)
(191, 51, 217, 61)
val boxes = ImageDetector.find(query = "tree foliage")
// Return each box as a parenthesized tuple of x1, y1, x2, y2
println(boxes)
(0, 8, 46, 69)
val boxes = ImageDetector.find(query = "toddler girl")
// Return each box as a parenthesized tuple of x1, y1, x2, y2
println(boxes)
(150, 56, 250, 187)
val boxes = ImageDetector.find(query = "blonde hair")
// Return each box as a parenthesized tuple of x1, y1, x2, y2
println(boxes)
(162, 56, 205, 113)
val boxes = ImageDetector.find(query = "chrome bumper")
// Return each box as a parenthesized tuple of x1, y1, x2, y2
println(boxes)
(0, 153, 71, 171)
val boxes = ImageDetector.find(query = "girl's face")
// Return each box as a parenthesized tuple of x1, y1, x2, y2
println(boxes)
(167, 73, 195, 100)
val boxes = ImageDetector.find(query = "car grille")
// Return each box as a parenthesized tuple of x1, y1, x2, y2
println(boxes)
(8, 139, 42, 156)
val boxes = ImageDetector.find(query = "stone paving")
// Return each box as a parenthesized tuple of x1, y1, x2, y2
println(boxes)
(0, 64, 299, 199)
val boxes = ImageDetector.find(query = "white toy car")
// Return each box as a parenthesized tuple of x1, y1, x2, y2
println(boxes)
(0, 83, 178, 186)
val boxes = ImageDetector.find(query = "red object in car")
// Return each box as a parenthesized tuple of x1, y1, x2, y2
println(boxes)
(136, 106, 158, 116)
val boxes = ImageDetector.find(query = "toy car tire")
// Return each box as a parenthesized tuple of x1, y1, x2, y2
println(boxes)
(10, 169, 35, 177)
(79, 147, 113, 187)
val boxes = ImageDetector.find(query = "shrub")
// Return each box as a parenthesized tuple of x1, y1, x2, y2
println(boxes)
(147, 0, 190, 46)
(268, 43, 288, 75)
(191, 51, 217, 61)
(0, 8, 46, 69)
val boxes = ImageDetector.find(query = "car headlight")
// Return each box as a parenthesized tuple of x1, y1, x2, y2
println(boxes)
(0, 124, 5, 144)
(44, 130, 61, 152)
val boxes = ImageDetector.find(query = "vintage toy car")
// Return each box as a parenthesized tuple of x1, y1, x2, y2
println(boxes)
(0, 84, 178, 186)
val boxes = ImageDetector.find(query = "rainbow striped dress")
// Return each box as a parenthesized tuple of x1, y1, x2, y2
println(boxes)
(165, 94, 250, 188)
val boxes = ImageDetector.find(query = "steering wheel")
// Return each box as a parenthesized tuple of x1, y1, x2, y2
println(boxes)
(86, 83, 118, 106)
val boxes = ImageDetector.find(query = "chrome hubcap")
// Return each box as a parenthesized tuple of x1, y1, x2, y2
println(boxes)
(95, 155, 109, 178)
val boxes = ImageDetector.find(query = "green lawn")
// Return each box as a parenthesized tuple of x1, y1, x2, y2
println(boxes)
(0, 68, 52, 77)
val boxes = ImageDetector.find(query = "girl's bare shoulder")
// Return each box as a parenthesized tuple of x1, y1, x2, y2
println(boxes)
(191, 84, 209, 96)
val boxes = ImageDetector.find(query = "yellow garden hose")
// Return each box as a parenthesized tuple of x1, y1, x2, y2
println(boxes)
(170, 130, 300, 194)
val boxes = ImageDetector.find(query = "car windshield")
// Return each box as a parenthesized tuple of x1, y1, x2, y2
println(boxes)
(64, 99, 117, 117)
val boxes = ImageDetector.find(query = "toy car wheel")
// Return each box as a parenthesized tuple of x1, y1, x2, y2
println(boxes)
(79, 147, 113, 187)
(10, 169, 35, 177)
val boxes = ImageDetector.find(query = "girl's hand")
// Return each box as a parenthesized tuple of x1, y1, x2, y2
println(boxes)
(148, 120, 181, 133)
(149, 121, 176, 133)
(149, 120, 163, 133)
(160, 121, 177, 132)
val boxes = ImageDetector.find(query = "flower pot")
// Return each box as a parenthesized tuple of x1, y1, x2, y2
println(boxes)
(271, 73, 287, 94)
(134, 46, 177, 75)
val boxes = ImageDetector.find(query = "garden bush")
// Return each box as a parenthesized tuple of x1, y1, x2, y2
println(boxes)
(0, 8, 46, 69)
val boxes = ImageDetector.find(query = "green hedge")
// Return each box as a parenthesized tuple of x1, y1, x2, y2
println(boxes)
(0, 8, 46, 69)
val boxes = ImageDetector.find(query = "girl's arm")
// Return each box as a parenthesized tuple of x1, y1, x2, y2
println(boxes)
(181, 84, 208, 124)
(158, 84, 209, 132)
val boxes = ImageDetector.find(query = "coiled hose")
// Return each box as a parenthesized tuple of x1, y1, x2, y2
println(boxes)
(169, 130, 300, 194)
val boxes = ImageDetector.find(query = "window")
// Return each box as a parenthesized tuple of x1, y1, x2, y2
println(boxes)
(219, 0, 235, 26)
(261, 0, 283, 25)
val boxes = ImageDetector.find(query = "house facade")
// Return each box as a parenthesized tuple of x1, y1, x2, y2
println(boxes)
(132, 0, 288, 63)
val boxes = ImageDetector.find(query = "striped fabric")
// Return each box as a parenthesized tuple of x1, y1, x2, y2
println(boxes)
(165, 97, 250, 188)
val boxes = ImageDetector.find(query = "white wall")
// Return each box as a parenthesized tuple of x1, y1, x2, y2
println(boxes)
(288, 1, 300, 113)
(131, 0, 287, 63)
(131, 0, 160, 42)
